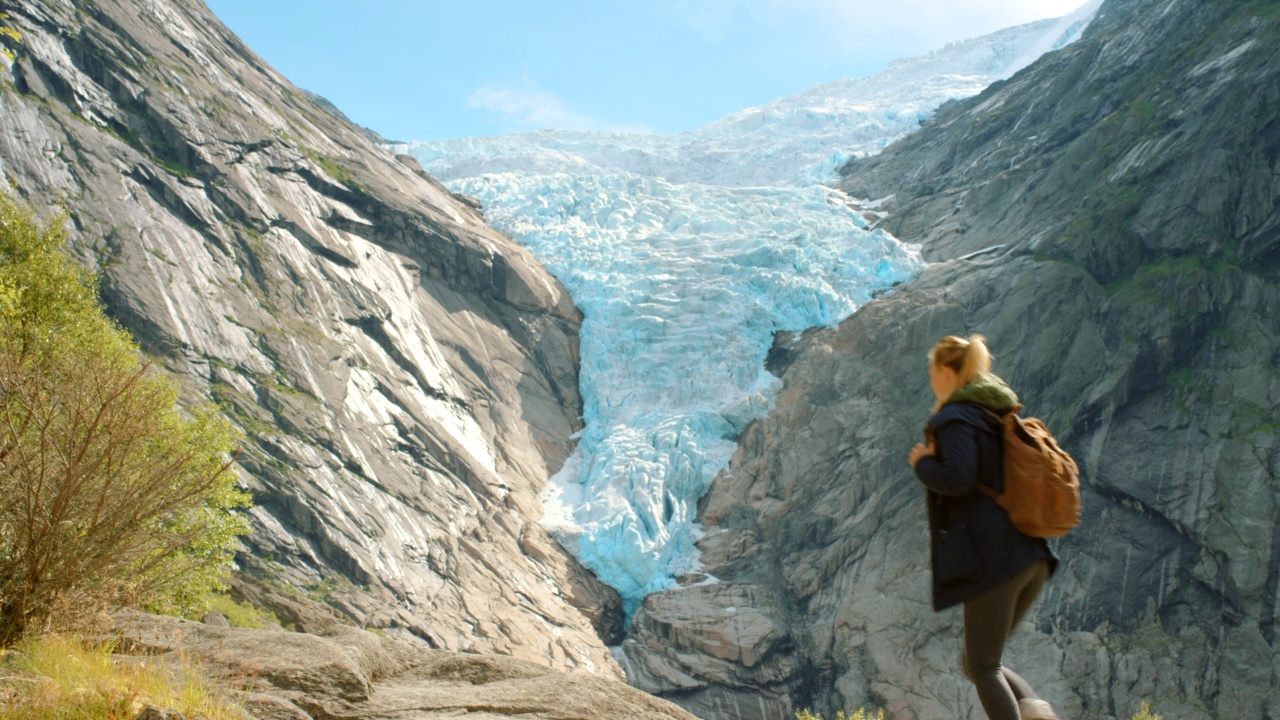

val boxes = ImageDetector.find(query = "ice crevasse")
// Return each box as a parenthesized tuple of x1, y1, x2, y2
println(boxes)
(401, 3, 1100, 616)
(457, 173, 919, 613)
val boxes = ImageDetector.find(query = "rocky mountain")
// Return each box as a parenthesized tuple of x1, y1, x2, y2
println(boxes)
(621, 0, 1280, 718)
(0, 0, 624, 679)
(5, 0, 1277, 718)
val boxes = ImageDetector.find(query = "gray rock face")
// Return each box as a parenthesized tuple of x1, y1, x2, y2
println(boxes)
(624, 0, 1280, 718)
(0, 0, 621, 674)
(112, 611, 697, 720)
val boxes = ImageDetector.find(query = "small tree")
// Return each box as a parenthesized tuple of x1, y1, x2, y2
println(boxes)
(0, 193, 250, 644)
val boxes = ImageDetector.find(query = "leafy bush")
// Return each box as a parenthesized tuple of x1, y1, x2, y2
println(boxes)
(0, 193, 251, 644)
(201, 593, 279, 630)
(0, 634, 243, 719)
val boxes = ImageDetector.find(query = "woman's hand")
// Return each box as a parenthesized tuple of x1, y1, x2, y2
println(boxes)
(908, 440, 936, 468)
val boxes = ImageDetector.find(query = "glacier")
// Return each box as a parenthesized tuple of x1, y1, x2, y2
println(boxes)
(399, 3, 1099, 616)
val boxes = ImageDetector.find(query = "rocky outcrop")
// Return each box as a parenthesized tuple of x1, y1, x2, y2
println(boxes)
(112, 611, 696, 720)
(623, 0, 1280, 718)
(0, 0, 622, 673)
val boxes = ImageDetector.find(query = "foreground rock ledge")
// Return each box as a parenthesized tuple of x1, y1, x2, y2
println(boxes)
(113, 612, 696, 720)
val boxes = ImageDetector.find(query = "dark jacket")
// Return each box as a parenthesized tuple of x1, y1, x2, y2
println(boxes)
(914, 375, 1058, 611)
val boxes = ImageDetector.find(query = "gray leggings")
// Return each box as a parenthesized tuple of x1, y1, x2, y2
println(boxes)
(963, 559, 1051, 720)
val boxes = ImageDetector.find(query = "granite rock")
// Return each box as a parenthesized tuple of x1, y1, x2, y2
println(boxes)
(113, 611, 696, 720)
(0, 0, 621, 675)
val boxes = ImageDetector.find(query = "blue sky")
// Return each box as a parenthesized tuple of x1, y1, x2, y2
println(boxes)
(204, 0, 1088, 142)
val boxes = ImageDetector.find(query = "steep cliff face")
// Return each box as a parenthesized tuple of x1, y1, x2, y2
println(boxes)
(623, 0, 1280, 718)
(0, 0, 622, 674)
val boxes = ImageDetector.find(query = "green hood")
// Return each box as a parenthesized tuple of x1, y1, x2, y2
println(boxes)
(942, 372, 1020, 413)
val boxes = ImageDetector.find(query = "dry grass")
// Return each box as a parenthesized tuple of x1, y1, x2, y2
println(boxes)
(0, 635, 243, 719)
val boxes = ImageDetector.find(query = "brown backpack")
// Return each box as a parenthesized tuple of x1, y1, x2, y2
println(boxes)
(977, 405, 1081, 538)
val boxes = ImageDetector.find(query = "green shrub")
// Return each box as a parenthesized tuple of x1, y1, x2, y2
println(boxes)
(0, 193, 251, 644)
(201, 593, 279, 630)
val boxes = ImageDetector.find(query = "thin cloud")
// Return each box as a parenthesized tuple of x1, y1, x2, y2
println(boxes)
(466, 78, 653, 134)
(788, 0, 1090, 41)
(664, 0, 1091, 49)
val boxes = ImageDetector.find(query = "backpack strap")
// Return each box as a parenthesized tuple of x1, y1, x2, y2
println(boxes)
(974, 404, 1022, 500)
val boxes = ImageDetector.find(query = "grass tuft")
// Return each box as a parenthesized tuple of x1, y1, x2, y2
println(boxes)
(0, 635, 242, 720)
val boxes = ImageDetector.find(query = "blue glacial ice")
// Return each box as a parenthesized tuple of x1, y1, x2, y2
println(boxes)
(400, 5, 1099, 616)
(451, 173, 919, 611)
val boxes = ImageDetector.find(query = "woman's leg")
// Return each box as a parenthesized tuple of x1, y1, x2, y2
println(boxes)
(963, 560, 1050, 720)
(1002, 561, 1051, 701)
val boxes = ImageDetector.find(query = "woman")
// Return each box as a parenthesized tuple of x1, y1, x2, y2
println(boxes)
(907, 335, 1060, 720)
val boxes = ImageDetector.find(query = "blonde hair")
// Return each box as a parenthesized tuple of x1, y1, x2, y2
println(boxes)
(929, 335, 992, 407)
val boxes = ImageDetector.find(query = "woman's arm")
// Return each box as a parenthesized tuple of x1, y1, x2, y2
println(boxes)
(913, 419, 980, 496)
